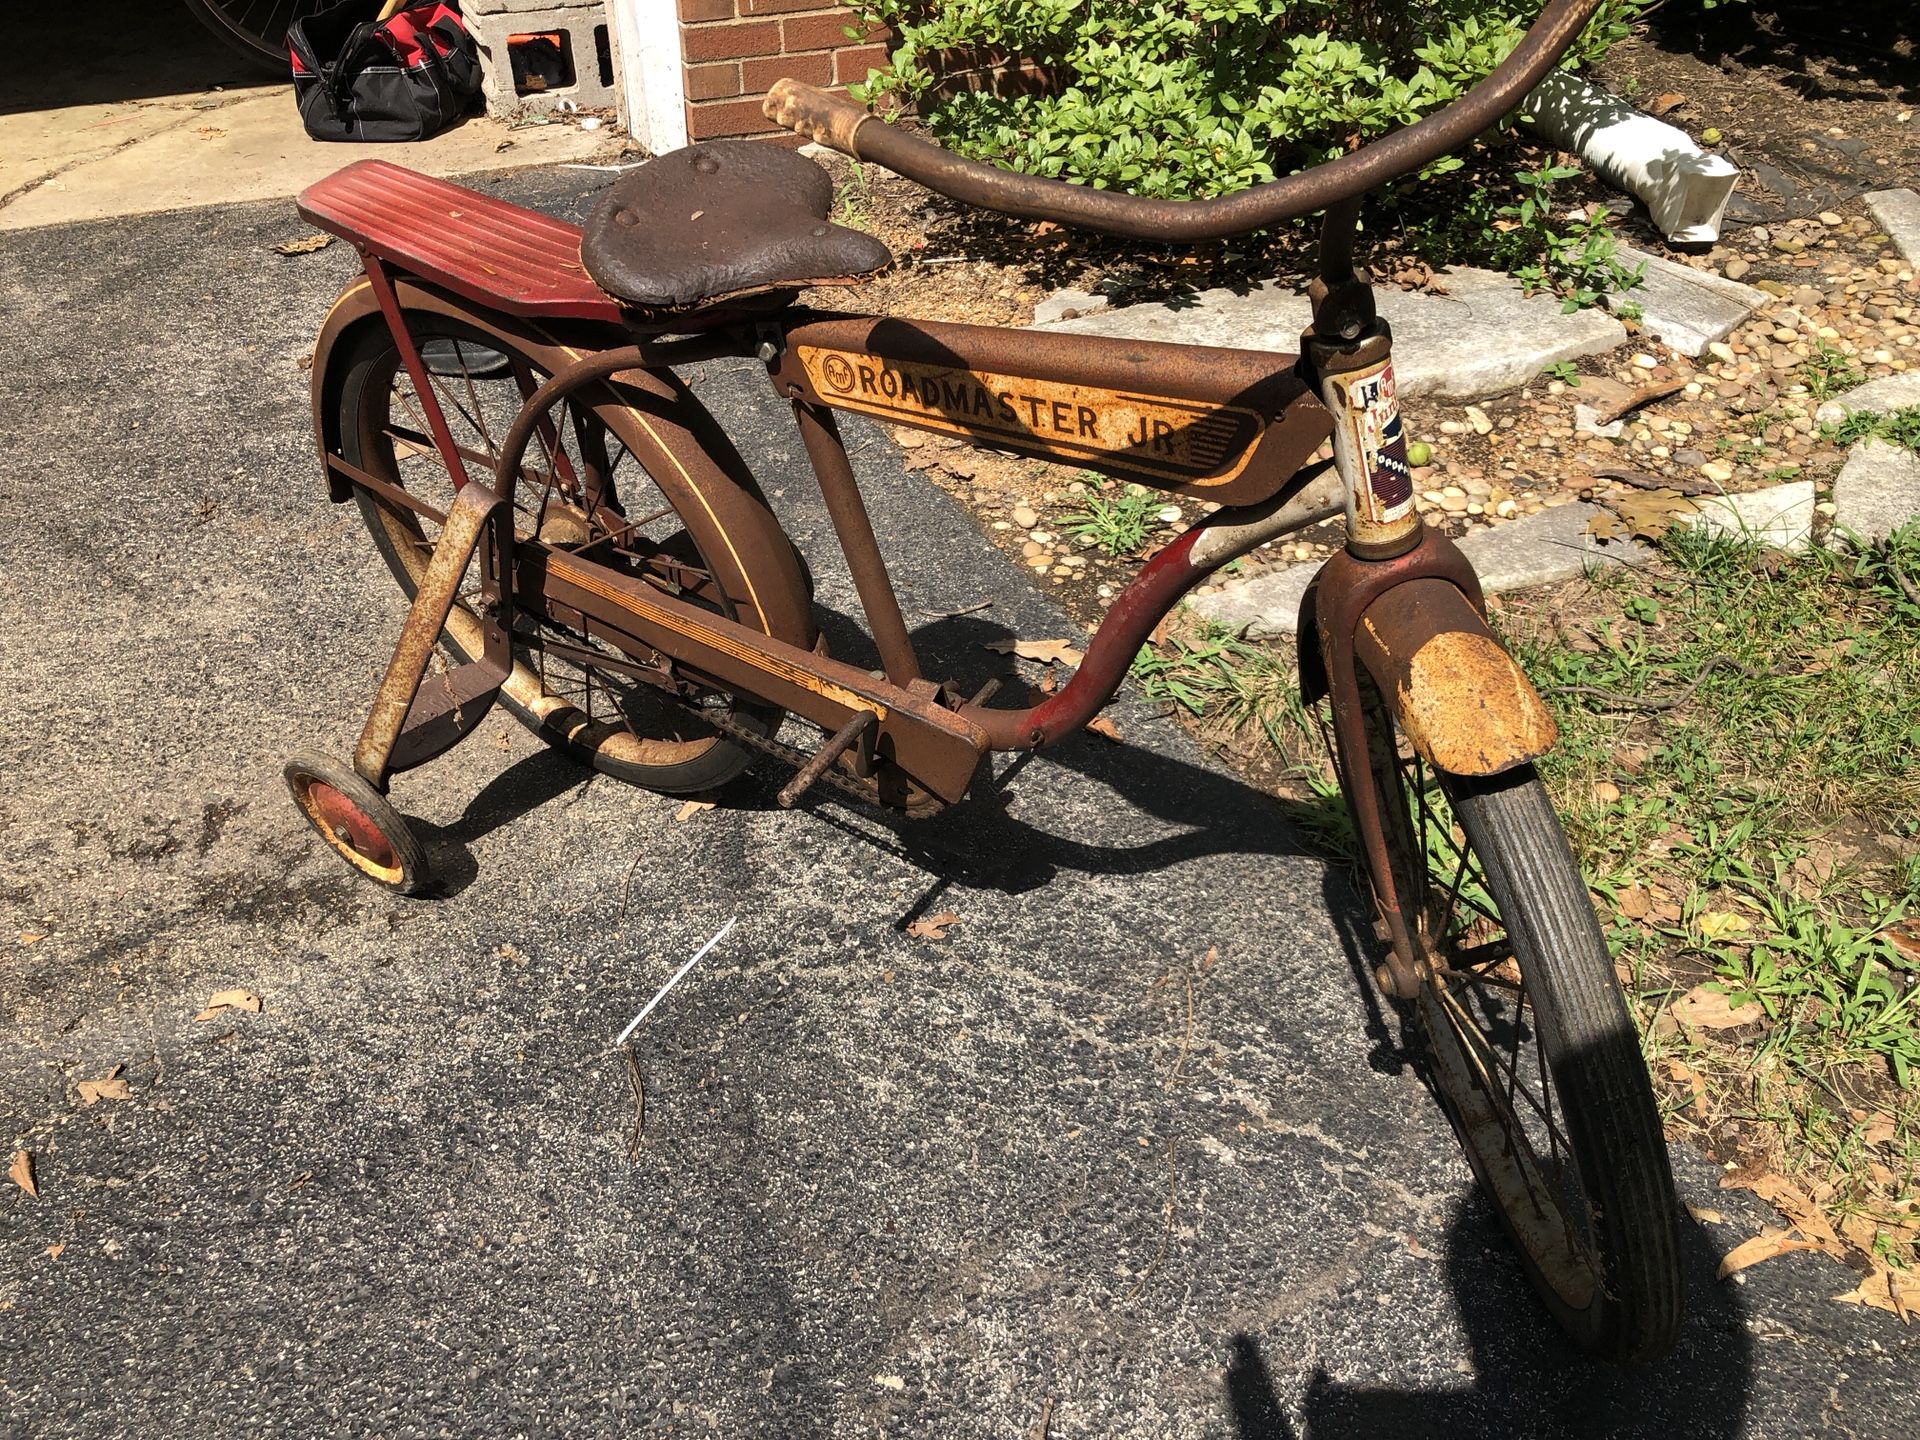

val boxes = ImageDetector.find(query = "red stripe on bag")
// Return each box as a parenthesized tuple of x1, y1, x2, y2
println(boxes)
(381, 4, 464, 69)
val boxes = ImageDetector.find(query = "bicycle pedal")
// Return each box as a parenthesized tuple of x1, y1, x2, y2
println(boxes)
(777, 711, 877, 809)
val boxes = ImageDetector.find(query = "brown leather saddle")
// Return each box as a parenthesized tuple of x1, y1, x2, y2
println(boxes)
(581, 142, 892, 318)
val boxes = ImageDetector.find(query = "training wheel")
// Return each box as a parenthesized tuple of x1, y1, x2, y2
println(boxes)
(284, 750, 431, 895)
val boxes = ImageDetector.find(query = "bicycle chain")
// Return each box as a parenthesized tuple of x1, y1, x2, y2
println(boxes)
(702, 701, 948, 819)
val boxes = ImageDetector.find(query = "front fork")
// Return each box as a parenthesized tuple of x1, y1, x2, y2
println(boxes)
(1299, 207, 1554, 997)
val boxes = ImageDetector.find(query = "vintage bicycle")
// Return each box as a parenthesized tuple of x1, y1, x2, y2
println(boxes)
(282, 0, 1682, 1363)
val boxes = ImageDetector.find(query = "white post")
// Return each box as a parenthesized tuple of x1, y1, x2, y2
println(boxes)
(610, 0, 688, 154)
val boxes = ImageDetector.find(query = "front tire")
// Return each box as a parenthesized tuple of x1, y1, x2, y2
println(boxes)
(1350, 688, 1682, 1363)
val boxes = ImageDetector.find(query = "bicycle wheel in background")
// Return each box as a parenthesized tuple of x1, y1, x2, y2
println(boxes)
(1348, 686, 1683, 1363)
(182, 0, 328, 75)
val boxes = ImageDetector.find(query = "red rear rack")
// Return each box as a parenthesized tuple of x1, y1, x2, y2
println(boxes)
(297, 160, 624, 324)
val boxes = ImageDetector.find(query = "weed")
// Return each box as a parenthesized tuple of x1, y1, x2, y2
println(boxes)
(1061, 489, 1158, 558)
(1802, 341, 1866, 401)
(1542, 360, 1582, 386)
(1129, 622, 1308, 751)
(1821, 403, 1920, 454)
(834, 161, 874, 230)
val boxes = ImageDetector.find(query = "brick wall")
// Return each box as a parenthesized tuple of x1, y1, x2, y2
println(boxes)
(677, 0, 891, 144)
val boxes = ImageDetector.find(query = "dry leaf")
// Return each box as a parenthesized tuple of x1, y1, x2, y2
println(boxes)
(1666, 1059, 1709, 1117)
(45, 1243, 64, 1260)
(1648, 91, 1688, 117)
(1881, 927, 1920, 967)
(1717, 1226, 1818, 1279)
(1616, 885, 1652, 920)
(195, 987, 262, 1022)
(1686, 1204, 1724, 1224)
(984, 638, 1085, 668)
(906, 912, 958, 940)
(1698, 909, 1752, 940)
(1834, 1265, 1920, 1321)
(272, 233, 334, 256)
(77, 1065, 133, 1106)
(1723, 1173, 1846, 1260)
(1591, 488, 1698, 542)
(673, 799, 715, 823)
(1671, 983, 1764, 1030)
(18, 932, 44, 944)
(1084, 715, 1122, 742)
(10, 1149, 37, 1199)
(1861, 1113, 1899, 1148)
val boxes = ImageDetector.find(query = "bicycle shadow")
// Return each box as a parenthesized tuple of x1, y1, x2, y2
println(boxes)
(402, 747, 594, 897)
(785, 602, 1413, 1067)
(1224, 1196, 1753, 1439)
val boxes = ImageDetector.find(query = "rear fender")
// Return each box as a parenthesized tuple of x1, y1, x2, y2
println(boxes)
(305, 275, 814, 650)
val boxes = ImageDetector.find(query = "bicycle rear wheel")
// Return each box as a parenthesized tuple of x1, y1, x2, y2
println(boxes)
(1350, 690, 1682, 1363)
(183, 0, 324, 74)
(329, 309, 805, 795)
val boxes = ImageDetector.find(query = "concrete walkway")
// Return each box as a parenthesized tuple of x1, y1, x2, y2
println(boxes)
(2, 170, 1915, 1437)
(0, 0, 614, 231)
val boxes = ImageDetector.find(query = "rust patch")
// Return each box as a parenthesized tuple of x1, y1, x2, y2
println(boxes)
(1386, 626, 1557, 776)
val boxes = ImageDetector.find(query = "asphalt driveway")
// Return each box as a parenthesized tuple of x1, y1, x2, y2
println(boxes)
(0, 167, 1913, 1437)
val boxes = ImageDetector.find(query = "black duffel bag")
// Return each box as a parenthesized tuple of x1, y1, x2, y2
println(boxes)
(289, 1, 481, 143)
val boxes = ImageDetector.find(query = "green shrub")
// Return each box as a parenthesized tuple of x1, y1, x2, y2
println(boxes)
(849, 1, 1642, 201)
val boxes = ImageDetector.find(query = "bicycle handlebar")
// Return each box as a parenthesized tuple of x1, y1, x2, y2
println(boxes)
(764, 0, 1602, 242)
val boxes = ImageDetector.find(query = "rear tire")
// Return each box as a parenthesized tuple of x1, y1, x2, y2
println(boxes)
(1349, 686, 1682, 1363)
(328, 310, 804, 796)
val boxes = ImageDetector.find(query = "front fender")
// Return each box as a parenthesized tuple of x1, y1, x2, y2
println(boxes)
(1353, 579, 1556, 776)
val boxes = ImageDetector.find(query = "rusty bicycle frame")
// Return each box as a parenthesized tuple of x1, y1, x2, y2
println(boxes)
(299, 1, 1602, 999)
(280, 0, 1697, 1369)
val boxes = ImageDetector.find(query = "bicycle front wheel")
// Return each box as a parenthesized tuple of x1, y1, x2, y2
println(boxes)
(1352, 693, 1683, 1363)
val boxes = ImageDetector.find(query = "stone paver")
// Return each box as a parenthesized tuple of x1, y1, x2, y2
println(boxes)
(1458, 499, 1653, 589)
(1188, 559, 1317, 638)
(1679, 479, 1817, 552)
(1038, 267, 1626, 402)
(1607, 247, 1768, 357)
(1031, 287, 1110, 325)
(1190, 502, 1649, 635)
(1814, 371, 1920, 426)
(1833, 439, 1920, 545)
(1865, 188, 1920, 262)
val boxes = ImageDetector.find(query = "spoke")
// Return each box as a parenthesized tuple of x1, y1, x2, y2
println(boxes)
(1437, 983, 1575, 1157)
(455, 348, 495, 454)
(426, 373, 492, 453)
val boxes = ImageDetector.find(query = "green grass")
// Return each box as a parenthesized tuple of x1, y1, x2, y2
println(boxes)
(1821, 403, 1920, 455)
(1129, 620, 1307, 749)
(1061, 486, 1160, 558)
(1128, 525, 1920, 1267)
(1506, 525, 1920, 1250)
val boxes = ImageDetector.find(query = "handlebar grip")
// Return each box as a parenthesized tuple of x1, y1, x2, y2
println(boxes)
(763, 79, 873, 157)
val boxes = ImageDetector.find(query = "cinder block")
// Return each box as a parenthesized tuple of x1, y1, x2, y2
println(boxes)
(463, 2, 621, 117)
